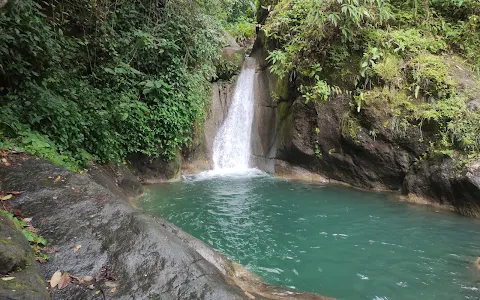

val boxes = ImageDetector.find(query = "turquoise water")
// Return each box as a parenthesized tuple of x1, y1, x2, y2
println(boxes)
(141, 172, 480, 300)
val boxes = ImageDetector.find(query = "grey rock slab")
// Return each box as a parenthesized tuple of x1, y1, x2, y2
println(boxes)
(0, 157, 246, 300)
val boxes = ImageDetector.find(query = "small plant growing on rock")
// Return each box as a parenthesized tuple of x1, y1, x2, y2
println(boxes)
(0, 210, 49, 262)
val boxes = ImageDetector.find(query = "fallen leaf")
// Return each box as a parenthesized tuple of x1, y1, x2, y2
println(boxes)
(7, 191, 21, 195)
(22, 217, 32, 223)
(1, 158, 6, 163)
(82, 276, 94, 284)
(53, 176, 61, 184)
(36, 257, 47, 263)
(4, 162, 11, 166)
(95, 290, 100, 295)
(50, 271, 62, 288)
(24, 226, 38, 233)
(57, 273, 71, 289)
(0, 194, 12, 201)
(104, 281, 117, 288)
(110, 287, 116, 293)
(74, 244, 82, 253)
(44, 247, 56, 254)
(1, 277, 15, 281)
(245, 291, 256, 299)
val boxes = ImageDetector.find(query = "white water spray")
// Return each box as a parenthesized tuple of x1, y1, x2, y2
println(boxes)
(212, 58, 256, 171)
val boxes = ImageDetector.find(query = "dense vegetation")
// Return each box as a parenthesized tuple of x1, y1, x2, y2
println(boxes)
(0, 0, 255, 170)
(263, 0, 480, 160)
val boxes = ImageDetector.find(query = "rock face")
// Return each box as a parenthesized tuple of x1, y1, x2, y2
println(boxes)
(275, 96, 419, 191)
(250, 53, 278, 173)
(404, 158, 480, 218)
(128, 152, 183, 183)
(183, 81, 236, 172)
(0, 156, 330, 300)
(87, 164, 143, 197)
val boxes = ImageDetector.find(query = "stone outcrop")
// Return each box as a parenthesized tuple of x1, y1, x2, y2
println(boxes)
(403, 158, 480, 218)
(183, 81, 236, 173)
(250, 53, 278, 173)
(222, 47, 246, 68)
(128, 151, 183, 183)
(0, 155, 331, 300)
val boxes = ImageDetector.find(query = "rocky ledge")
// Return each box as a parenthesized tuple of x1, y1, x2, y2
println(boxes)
(0, 154, 331, 300)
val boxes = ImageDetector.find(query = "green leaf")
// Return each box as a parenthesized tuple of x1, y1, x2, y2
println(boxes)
(37, 236, 47, 246)
(23, 230, 35, 242)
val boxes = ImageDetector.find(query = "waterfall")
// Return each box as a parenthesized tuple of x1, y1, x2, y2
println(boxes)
(212, 58, 256, 170)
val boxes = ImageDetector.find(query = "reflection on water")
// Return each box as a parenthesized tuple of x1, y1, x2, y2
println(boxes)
(142, 176, 480, 300)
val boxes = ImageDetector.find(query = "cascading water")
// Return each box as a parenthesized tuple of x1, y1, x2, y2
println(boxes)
(212, 58, 256, 171)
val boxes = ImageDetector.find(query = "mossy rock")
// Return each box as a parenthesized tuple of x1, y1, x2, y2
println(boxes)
(0, 215, 48, 300)
(0, 215, 29, 274)
(216, 47, 245, 80)
(445, 55, 480, 110)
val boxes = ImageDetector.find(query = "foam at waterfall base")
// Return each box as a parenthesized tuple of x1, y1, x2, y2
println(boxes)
(183, 168, 267, 182)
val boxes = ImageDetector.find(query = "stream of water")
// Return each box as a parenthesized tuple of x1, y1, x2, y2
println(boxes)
(212, 58, 256, 171)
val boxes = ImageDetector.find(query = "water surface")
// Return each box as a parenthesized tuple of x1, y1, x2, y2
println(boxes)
(141, 174, 480, 300)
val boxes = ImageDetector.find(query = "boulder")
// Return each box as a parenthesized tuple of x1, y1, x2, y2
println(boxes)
(87, 164, 143, 198)
(221, 47, 245, 68)
(128, 152, 182, 183)
(403, 158, 480, 218)
(0, 216, 28, 274)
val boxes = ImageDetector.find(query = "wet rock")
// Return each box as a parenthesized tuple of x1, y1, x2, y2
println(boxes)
(274, 160, 329, 183)
(251, 56, 278, 174)
(0, 267, 49, 300)
(88, 164, 143, 198)
(403, 158, 480, 218)
(128, 151, 182, 183)
(183, 80, 236, 172)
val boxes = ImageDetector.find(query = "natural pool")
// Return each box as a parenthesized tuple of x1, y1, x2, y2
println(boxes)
(141, 171, 480, 300)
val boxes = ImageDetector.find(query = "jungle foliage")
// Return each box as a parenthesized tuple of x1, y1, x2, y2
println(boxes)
(0, 0, 252, 170)
(262, 0, 480, 157)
